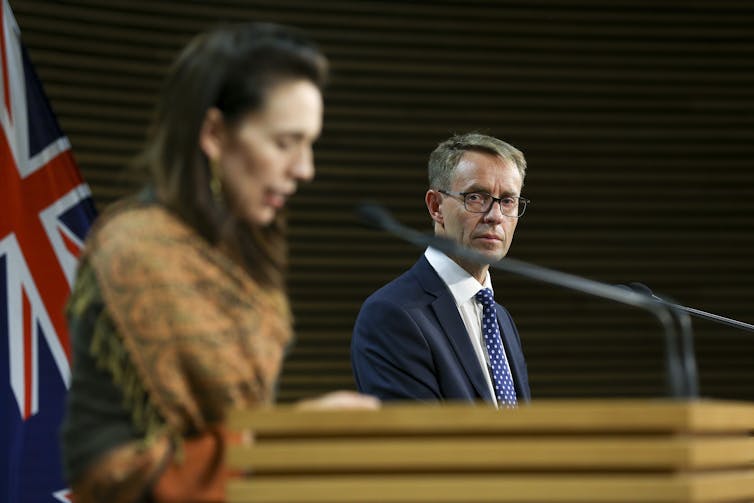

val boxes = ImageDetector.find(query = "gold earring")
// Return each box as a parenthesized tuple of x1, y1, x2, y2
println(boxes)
(209, 159, 222, 203)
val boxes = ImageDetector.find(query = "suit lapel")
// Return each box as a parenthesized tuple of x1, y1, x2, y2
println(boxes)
(413, 257, 493, 402)
(495, 304, 526, 399)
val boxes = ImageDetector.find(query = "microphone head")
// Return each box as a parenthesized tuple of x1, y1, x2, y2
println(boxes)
(355, 202, 394, 230)
(628, 282, 654, 296)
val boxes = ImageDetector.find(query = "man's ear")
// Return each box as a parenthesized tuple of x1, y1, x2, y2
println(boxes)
(198, 107, 226, 161)
(425, 189, 444, 226)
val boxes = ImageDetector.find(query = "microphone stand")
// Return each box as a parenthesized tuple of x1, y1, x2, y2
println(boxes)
(615, 283, 698, 397)
(357, 203, 698, 399)
(670, 308, 699, 398)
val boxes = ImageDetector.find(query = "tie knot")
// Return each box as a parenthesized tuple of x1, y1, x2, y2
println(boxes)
(475, 288, 495, 307)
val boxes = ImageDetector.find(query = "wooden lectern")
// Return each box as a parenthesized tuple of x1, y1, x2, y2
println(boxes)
(226, 400, 754, 502)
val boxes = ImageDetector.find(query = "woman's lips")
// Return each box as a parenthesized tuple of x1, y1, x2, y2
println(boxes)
(265, 187, 296, 210)
(265, 191, 288, 209)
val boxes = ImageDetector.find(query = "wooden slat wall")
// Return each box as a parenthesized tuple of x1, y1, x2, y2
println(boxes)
(12, 0, 754, 402)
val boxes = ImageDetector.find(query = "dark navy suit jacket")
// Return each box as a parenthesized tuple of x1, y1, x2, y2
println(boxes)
(351, 256, 530, 403)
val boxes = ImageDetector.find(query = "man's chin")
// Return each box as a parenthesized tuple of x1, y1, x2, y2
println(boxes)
(472, 246, 506, 263)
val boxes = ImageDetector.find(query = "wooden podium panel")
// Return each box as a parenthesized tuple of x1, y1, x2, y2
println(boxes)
(227, 472, 754, 503)
(226, 400, 754, 503)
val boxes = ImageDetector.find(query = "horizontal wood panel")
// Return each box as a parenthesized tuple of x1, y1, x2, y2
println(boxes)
(228, 471, 754, 503)
(228, 437, 754, 472)
(228, 401, 754, 435)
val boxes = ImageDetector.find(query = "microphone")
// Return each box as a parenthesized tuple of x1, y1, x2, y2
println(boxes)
(357, 202, 698, 399)
(625, 282, 754, 333)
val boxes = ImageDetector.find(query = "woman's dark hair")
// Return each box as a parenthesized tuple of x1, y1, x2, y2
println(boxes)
(135, 23, 328, 290)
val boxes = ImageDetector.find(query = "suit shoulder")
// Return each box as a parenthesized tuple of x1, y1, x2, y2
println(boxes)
(359, 261, 431, 310)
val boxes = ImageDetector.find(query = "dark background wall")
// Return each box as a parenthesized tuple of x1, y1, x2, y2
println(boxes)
(12, 0, 754, 402)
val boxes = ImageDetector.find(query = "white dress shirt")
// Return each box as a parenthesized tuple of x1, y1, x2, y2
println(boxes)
(424, 247, 514, 407)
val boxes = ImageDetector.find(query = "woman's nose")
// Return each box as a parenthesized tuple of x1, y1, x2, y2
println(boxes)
(291, 146, 315, 182)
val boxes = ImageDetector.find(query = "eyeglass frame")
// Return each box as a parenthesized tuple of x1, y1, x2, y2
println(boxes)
(438, 190, 530, 218)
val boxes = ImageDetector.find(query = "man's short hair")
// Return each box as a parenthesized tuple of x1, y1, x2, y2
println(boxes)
(428, 132, 527, 190)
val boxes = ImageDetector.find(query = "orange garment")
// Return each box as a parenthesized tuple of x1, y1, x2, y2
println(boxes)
(66, 201, 292, 502)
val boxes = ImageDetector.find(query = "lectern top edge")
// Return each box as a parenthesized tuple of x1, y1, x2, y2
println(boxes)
(228, 399, 754, 436)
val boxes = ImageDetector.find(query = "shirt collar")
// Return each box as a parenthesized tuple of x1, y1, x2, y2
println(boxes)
(424, 247, 492, 305)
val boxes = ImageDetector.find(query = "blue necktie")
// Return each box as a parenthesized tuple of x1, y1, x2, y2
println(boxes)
(475, 288, 517, 407)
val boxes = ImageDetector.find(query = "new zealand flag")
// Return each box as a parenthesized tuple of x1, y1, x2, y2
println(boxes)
(1, 1, 96, 501)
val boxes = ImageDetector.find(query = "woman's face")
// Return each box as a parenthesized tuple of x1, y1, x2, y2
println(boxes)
(211, 79, 323, 227)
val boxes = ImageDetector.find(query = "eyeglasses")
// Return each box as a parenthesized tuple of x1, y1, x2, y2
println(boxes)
(438, 190, 530, 218)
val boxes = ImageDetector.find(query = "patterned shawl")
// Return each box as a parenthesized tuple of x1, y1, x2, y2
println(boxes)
(85, 202, 293, 435)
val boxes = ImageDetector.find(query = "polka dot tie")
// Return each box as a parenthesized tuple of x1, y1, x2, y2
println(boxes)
(475, 288, 517, 407)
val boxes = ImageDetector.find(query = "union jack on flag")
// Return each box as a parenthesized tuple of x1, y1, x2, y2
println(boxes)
(1, 1, 96, 501)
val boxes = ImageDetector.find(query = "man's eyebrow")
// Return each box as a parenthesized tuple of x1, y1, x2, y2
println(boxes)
(463, 186, 517, 196)
(462, 185, 488, 193)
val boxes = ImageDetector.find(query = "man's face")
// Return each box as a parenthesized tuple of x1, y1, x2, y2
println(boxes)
(429, 151, 524, 276)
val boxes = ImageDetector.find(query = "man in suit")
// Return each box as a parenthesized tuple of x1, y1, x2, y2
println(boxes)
(351, 132, 531, 406)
